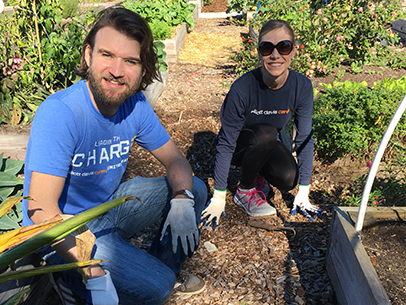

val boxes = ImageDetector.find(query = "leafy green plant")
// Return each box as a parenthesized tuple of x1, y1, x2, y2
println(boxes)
(313, 82, 406, 161)
(234, 0, 405, 77)
(0, 0, 87, 126)
(0, 153, 25, 232)
(226, 0, 259, 14)
(0, 153, 24, 203)
(335, 70, 346, 80)
(123, 0, 196, 40)
(154, 41, 168, 72)
(351, 61, 364, 74)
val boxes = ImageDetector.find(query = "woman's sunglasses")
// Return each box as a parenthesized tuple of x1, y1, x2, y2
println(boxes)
(258, 40, 294, 56)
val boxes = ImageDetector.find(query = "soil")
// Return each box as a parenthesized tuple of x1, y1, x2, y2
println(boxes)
(3, 0, 406, 303)
(362, 221, 406, 305)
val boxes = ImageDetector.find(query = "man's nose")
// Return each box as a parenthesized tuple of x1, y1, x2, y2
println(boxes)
(109, 59, 125, 78)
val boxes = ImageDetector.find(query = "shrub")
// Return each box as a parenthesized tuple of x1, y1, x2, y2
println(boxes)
(230, 0, 406, 77)
(313, 82, 406, 161)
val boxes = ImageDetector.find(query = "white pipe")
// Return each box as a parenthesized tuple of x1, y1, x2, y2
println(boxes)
(355, 93, 406, 236)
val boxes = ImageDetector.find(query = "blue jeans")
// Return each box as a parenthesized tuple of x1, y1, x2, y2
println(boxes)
(39, 176, 207, 305)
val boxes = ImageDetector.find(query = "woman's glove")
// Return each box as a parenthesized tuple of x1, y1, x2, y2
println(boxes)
(160, 198, 198, 255)
(201, 189, 227, 229)
(291, 185, 324, 221)
(85, 270, 119, 305)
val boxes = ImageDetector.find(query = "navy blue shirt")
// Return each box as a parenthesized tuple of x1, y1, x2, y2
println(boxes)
(214, 68, 315, 191)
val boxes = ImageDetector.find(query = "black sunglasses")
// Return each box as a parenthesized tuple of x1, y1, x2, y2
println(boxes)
(258, 40, 294, 56)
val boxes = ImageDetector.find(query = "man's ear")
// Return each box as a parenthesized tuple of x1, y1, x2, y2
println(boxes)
(84, 45, 92, 67)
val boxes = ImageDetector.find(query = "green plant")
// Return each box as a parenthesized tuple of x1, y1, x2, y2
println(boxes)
(340, 175, 387, 207)
(351, 61, 364, 74)
(60, 0, 79, 18)
(154, 41, 168, 72)
(0, 0, 87, 126)
(231, 36, 260, 77)
(236, 0, 405, 78)
(335, 70, 346, 80)
(226, 0, 259, 14)
(0, 194, 133, 302)
(0, 153, 24, 232)
(340, 155, 406, 207)
(123, 0, 196, 40)
(313, 81, 406, 161)
(0, 153, 24, 203)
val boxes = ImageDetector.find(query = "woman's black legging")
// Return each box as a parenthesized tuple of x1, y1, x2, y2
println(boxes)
(231, 123, 299, 191)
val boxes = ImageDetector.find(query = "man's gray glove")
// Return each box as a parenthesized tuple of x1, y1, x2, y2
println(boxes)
(201, 189, 226, 229)
(85, 270, 119, 305)
(160, 198, 198, 255)
(291, 185, 324, 221)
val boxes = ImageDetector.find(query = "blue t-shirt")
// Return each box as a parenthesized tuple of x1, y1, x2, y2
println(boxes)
(214, 68, 315, 191)
(22, 80, 170, 226)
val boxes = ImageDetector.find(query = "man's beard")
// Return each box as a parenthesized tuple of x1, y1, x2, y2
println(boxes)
(87, 66, 142, 109)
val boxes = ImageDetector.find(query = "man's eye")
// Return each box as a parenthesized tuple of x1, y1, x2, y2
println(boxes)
(127, 60, 140, 65)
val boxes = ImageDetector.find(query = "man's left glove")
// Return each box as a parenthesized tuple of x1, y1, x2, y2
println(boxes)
(85, 270, 119, 305)
(291, 185, 324, 221)
(160, 198, 198, 255)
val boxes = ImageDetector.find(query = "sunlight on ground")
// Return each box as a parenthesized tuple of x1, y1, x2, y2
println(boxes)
(178, 31, 242, 67)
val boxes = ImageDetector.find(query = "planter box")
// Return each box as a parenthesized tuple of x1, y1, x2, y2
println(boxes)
(142, 70, 168, 108)
(327, 207, 391, 305)
(159, 2, 198, 62)
(160, 23, 188, 62)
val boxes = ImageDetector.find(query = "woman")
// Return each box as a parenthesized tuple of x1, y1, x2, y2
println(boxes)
(202, 19, 322, 226)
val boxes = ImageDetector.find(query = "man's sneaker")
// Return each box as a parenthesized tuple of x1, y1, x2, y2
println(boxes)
(254, 175, 270, 196)
(234, 186, 276, 217)
(174, 273, 206, 295)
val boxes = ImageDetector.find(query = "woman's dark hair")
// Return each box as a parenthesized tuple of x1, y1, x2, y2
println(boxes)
(76, 6, 158, 92)
(258, 19, 296, 46)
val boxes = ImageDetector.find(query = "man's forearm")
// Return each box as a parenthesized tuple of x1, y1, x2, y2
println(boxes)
(166, 156, 193, 193)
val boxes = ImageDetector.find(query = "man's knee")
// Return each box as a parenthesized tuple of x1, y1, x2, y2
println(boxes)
(117, 269, 176, 304)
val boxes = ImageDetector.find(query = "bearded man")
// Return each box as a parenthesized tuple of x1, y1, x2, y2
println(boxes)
(22, 6, 206, 305)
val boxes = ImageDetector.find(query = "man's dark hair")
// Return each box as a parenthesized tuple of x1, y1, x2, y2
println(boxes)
(76, 6, 159, 92)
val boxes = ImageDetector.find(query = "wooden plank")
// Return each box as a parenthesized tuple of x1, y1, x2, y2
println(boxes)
(341, 206, 406, 222)
(143, 70, 169, 108)
(327, 207, 390, 305)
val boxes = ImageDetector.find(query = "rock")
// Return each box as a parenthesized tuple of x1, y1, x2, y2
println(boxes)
(203, 241, 218, 252)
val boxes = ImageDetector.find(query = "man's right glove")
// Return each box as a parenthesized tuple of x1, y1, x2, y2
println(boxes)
(201, 189, 226, 229)
(85, 270, 119, 305)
